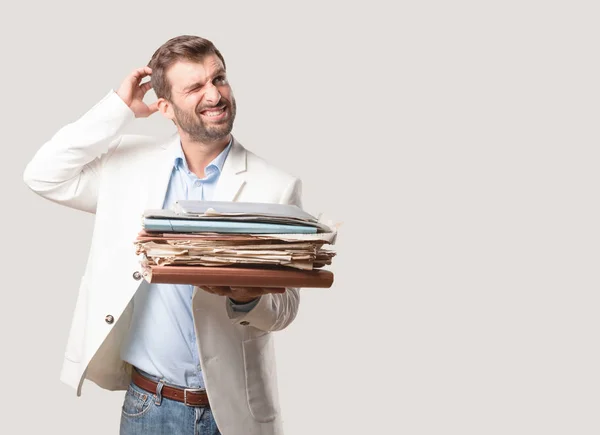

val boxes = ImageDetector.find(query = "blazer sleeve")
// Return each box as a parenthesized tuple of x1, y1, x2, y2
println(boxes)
(225, 177, 303, 331)
(22, 90, 135, 214)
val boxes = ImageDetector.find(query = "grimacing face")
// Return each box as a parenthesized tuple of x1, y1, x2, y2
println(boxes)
(162, 55, 236, 143)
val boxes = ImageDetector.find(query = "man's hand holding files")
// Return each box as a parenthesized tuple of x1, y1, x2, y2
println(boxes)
(199, 286, 286, 304)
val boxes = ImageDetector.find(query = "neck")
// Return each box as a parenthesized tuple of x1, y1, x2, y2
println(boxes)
(178, 132, 231, 178)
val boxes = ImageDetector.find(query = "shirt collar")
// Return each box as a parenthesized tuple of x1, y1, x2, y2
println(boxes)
(173, 137, 233, 175)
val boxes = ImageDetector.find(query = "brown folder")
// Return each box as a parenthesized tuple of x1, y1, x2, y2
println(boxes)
(142, 265, 334, 288)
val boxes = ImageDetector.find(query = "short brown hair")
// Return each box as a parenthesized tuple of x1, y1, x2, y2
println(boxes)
(148, 35, 226, 101)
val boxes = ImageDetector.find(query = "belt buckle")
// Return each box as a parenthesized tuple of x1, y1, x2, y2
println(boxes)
(183, 388, 204, 407)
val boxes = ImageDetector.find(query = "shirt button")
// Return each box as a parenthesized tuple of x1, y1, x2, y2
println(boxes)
(240, 321, 250, 326)
(105, 315, 114, 324)
(132, 271, 142, 280)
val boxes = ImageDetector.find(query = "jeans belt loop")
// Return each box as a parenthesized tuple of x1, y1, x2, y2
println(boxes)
(155, 380, 164, 406)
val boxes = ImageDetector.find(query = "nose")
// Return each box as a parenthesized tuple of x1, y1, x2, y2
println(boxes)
(203, 82, 221, 106)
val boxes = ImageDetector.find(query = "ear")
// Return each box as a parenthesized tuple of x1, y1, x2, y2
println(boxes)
(157, 98, 175, 121)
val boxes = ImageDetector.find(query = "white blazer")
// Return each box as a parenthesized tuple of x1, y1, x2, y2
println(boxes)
(23, 91, 302, 435)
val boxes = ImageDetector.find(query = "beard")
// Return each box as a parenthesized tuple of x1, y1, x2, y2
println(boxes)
(172, 96, 237, 143)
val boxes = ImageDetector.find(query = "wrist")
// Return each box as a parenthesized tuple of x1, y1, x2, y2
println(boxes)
(115, 90, 130, 106)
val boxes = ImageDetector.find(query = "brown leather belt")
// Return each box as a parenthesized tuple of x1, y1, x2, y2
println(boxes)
(132, 368, 210, 407)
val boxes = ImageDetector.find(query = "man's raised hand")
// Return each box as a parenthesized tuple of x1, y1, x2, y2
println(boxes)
(116, 66, 158, 118)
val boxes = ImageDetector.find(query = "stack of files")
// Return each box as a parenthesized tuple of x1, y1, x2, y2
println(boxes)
(142, 200, 332, 233)
(135, 201, 337, 288)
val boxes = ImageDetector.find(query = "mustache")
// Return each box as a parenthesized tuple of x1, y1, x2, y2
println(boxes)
(196, 100, 229, 114)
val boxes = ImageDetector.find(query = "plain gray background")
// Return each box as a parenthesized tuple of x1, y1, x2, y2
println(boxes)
(2, 1, 599, 434)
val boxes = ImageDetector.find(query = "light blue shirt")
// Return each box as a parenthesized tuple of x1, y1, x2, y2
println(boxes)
(121, 137, 257, 388)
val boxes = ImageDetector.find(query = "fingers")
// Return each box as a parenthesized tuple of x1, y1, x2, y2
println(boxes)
(146, 101, 159, 114)
(199, 285, 232, 296)
(229, 287, 259, 299)
(230, 287, 286, 295)
(128, 66, 152, 84)
(140, 81, 153, 93)
(199, 286, 287, 297)
(198, 285, 217, 294)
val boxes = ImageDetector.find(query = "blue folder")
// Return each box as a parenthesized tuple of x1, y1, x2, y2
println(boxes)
(143, 218, 318, 234)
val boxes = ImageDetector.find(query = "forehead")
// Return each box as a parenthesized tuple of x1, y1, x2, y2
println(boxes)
(167, 55, 226, 90)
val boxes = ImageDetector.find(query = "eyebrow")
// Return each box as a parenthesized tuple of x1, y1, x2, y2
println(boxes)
(182, 69, 227, 93)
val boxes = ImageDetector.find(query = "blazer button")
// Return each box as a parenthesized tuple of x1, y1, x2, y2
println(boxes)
(105, 315, 114, 324)
(133, 271, 142, 280)
(240, 321, 250, 326)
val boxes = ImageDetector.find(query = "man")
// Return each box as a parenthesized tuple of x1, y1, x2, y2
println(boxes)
(23, 35, 302, 435)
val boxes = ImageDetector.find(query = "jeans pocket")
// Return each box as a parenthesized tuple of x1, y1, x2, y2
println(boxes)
(242, 333, 280, 423)
(121, 384, 154, 418)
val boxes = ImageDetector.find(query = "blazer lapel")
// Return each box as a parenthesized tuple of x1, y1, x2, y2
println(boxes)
(144, 133, 180, 210)
(213, 136, 247, 202)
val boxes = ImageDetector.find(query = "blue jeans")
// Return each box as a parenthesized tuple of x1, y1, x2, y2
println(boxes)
(119, 380, 221, 435)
